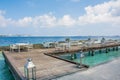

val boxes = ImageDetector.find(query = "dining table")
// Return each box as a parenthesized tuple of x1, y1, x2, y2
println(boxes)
(15, 43, 30, 52)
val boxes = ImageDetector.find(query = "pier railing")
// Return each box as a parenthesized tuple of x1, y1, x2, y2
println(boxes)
(81, 43, 120, 51)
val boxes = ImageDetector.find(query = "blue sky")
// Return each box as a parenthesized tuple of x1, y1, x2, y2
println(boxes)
(0, 0, 120, 36)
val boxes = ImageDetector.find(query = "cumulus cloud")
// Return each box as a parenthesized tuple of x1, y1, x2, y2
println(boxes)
(58, 15, 76, 26)
(0, 10, 5, 15)
(15, 17, 32, 27)
(0, 0, 120, 28)
(33, 14, 57, 27)
(0, 10, 13, 27)
(78, 0, 120, 25)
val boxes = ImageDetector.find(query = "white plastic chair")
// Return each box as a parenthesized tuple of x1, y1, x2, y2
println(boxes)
(10, 44, 18, 52)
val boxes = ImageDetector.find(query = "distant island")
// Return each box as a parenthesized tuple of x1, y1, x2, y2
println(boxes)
(0, 34, 32, 37)
(0, 34, 120, 37)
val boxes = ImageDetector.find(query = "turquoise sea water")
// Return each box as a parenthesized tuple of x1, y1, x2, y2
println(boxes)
(0, 36, 120, 79)
(0, 36, 120, 46)
(59, 48, 120, 67)
(0, 52, 14, 80)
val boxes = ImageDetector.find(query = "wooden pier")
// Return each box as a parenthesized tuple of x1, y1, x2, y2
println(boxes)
(2, 42, 120, 80)
(3, 49, 87, 80)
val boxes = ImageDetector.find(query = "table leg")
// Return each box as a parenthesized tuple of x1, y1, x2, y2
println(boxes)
(19, 46, 20, 53)
(28, 48, 29, 51)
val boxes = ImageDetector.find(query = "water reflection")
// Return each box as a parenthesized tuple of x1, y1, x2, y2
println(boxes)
(0, 53, 14, 80)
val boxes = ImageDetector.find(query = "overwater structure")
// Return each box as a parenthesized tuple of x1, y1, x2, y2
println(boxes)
(2, 39, 120, 80)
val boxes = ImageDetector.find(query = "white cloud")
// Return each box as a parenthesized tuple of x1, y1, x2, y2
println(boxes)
(0, 10, 12, 27)
(0, 10, 5, 15)
(15, 17, 32, 27)
(78, 0, 120, 25)
(12, 14, 75, 27)
(33, 14, 57, 27)
(0, 0, 120, 28)
(58, 15, 76, 26)
(32, 14, 76, 27)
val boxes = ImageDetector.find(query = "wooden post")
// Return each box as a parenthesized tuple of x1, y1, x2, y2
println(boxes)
(88, 50, 91, 56)
(116, 46, 118, 51)
(108, 48, 110, 51)
(99, 49, 102, 53)
(71, 54, 74, 60)
(105, 48, 108, 53)
(74, 54, 77, 59)
(113, 47, 115, 51)
(91, 50, 94, 56)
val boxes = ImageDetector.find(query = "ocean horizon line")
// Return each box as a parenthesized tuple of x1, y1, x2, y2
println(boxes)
(0, 35, 120, 37)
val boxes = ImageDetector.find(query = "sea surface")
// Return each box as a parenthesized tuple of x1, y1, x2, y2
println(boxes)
(0, 52, 14, 80)
(59, 48, 120, 67)
(0, 36, 120, 46)
(0, 36, 120, 80)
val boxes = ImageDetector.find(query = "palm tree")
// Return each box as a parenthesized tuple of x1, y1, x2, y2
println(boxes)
(65, 38, 70, 42)
(88, 37, 91, 41)
(101, 37, 105, 43)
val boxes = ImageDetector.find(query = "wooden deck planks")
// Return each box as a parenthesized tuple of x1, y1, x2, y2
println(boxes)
(3, 49, 81, 80)
(3, 43, 120, 80)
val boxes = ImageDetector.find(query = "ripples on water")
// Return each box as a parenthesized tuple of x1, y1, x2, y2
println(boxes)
(0, 36, 120, 46)
(0, 36, 119, 80)
(59, 49, 120, 67)
(0, 53, 14, 80)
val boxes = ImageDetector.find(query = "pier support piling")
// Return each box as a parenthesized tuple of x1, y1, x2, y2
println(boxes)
(113, 47, 115, 51)
(106, 48, 108, 53)
(108, 48, 110, 51)
(88, 51, 91, 56)
(99, 49, 102, 53)
(91, 50, 94, 56)
(71, 54, 74, 60)
(116, 46, 118, 51)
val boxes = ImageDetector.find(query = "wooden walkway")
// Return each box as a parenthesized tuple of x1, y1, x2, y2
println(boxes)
(3, 49, 85, 80)
(3, 42, 120, 80)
